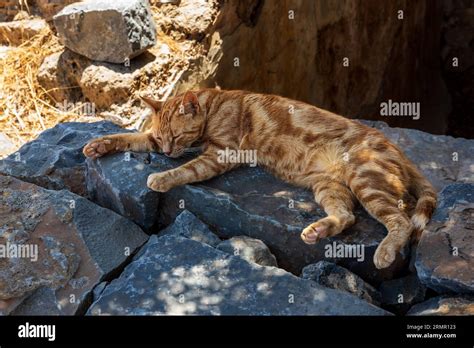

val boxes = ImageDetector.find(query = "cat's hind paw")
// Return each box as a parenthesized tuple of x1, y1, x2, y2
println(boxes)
(373, 241, 397, 269)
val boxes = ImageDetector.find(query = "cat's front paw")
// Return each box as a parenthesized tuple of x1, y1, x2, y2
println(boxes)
(147, 172, 175, 192)
(83, 136, 117, 159)
(300, 217, 339, 244)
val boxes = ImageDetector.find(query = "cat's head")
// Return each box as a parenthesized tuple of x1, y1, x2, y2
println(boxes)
(141, 91, 205, 158)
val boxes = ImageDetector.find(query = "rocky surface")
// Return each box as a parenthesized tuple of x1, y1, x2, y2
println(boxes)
(86, 145, 403, 283)
(37, 45, 183, 112)
(407, 295, 474, 316)
(379, 275, 426, 314)
(54, 0, 157, 64)
(87, 234, 389, 315)
(85, 151, 160, 231)
(6, 120, 472, 287)
(0, 175, 148, 315)
(0, 18, 47, 46)
(0, 121, 131, 196)
(415, 183, 474, 294)
(217, 236, 278, 267)
(153, 0, 219, 40)
(37, 49, 135, 107)
(301, 261, 381, 306)
(1, 0, 472, 318)
(159, 210, 221, 247)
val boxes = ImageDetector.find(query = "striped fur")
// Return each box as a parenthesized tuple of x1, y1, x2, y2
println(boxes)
(83, 89, 437, 269)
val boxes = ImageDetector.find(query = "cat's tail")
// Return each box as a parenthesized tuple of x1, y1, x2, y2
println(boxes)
(407, 164, 437, 235)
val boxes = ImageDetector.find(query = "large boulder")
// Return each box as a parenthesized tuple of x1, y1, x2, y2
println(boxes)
(0, 176, 148, 315)
(87, 234, 390, 315)
(54, 0, 157, 64)
(415, 183, 474, 294)
(4, 121, 473, 287)
(407, 295, 474, 316)
(86, 150, 402, 284)
(0, 121, 131, 196)
(82, 120, 473, 283)
(301, 261, 381, 306)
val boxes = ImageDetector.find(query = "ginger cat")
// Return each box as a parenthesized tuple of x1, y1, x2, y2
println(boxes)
(83, 89, 437, 269)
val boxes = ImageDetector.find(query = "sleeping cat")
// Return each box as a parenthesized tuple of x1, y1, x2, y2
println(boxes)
(83, 89, 437, 269)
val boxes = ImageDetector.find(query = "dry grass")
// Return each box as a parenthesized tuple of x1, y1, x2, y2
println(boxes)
(0, 3, 196, 157)
(0, 25, 89, 153)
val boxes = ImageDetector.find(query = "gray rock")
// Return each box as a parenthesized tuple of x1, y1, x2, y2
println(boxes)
(10, 287, 62, 316)
(0, 121, 131, 196)
(87, 234, 390, 315)
(157, 165, 406, 284)
(379, 274, 426, 313)
(217, 236, 278, 267)
(407, 295, 474, 316)
(85, 151, 160, 231)
(360, 121, 474, 190)
(86, 149, 403, 283)
(301, 261, 381, 306)
(159, 210, 221, 247)
(8, 121, 473, 286)
(415, 183, 474, 294)
(0, 176, 148, 315)
(54, 0, 157, 64)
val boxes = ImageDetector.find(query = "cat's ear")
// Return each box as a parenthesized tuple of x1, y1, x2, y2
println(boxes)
(140, 95, 163, 113)
(181, 91, 200, 116)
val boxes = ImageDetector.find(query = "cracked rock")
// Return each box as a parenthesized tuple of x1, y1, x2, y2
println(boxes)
(159, 210, 221, 247)
(87, 234, 390, 315)
(0, 121, 131, 196)
(415, 183, 474, 294)
(301, 261, 381, 306)
(0, 176, 148, 315)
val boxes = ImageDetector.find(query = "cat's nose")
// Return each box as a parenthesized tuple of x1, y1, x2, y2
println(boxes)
(162, 143, 172, 156)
